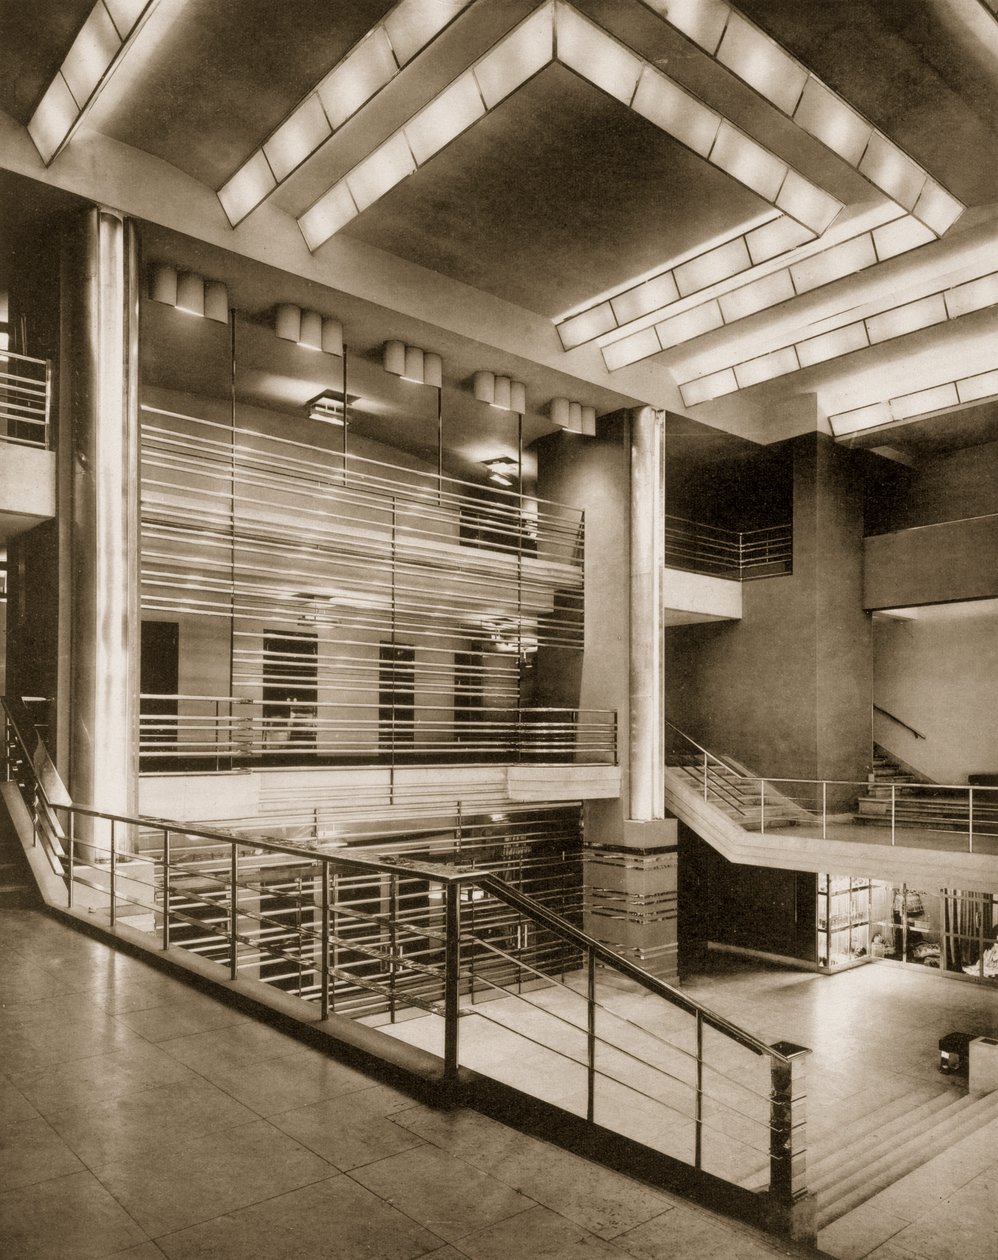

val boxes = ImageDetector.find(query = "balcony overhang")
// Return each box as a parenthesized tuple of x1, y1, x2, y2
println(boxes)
(663, 566, 742, 626)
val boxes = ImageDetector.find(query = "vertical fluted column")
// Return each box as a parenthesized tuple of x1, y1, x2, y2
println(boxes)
(628, 405, 665, 822)
(68, 207, 140, 827)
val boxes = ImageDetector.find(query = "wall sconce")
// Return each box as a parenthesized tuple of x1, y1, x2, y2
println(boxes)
(549, 397, 597, 436)
(473, 370, 526, 413)
(276, 304, 343, 355)
(383, 340, 442, 386)
(483, 456, 518, 487)
(151, 264, 229, 323)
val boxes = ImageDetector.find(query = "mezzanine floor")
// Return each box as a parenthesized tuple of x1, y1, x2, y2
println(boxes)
(0, 907, 809, 1260)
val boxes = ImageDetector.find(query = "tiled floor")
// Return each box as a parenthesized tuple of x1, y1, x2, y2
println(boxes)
(378, 953, 998, 1260)
(0, 908, 807, 1259)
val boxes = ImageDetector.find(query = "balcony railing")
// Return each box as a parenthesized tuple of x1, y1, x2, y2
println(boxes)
(666, 723, 998, 853)
(4, 694, 810, 1236)
(0, 350, 51, 448)
(664, 515, 791, 580)
(139, 693, 617, 771)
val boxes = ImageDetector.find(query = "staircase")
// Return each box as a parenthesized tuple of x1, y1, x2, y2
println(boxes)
(666, 750, 810, 831)
(813, 1082, 998, 1238)
(855, 745, 998, 836)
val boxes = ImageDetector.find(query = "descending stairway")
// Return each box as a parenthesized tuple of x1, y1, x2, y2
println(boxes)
(813, 1082, 998, 1234)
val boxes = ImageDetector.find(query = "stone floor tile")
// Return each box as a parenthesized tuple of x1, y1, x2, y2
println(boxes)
(819, 1200, 911, 1260)
(47, 1075, 258, 1168)
(182, 1044, 379, 1114)
(100, 1245, 168, 1259)
(155, 1018, 297, 1070)
(269, 1088, 426, 1170)
(0, 1115, 86, 1191)
(114, 995, 249, 1043)
(154, 1174, 444, 1260)
(386, 1108, 672, 1241)
(454, 1203, 630, 1259)
(92, 1118, 335, 1236)
(349, 1144, 535, 1242)
(0, 1169, 148, 1259)
(0, 1075, 42, 1124)
(613, 1207, 787, 1260)
(8, 1039, 200, 1118)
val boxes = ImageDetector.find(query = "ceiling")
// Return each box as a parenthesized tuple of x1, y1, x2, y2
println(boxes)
(2, 0, 998, 458)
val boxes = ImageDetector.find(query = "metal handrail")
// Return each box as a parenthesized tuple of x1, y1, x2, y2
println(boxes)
(664, 515, 791, 581)
(479, 873, 785, 1061)
(139, 696, 618, 767)
(873, 705, 926, 740)
(0, 350, 52, 450)
(666, 721, 998, 851)
(4, 693, 806, 1213)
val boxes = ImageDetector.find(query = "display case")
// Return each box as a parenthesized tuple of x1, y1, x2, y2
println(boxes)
(817, 875, 892, 972)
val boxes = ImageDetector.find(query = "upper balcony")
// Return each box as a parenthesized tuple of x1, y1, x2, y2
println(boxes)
(662, 514, 791, 625)
(0, 351, 55, 535)
(138, 404, 618, 816)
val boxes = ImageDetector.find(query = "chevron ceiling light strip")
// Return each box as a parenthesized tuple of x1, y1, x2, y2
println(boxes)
(298, 0, 843, 253)
(831, 365, 998, 438)
(638, 0, 964, 238)
(560, 207, 899, 352)
(217, 0, 475, 226)
(27, 0, 161, 164)
(676, 268, 998, 406)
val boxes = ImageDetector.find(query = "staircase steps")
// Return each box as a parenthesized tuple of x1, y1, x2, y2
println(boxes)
(814, 1087, 998, 1232)
(666, 760, 805, 830)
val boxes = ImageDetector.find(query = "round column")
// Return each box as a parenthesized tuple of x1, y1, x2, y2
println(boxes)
(628, 405, 665, 821)
(68, 206, 140, 824)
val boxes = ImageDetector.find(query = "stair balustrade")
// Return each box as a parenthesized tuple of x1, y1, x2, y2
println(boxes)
(2, 694, 812, 1241)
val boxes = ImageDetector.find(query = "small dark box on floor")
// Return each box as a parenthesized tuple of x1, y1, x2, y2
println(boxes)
(939, 1031, 972, 1075)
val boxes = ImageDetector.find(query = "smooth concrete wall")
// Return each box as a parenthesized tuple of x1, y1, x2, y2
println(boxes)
(536, 417, 631, 836)
(864, 515, 998, 609)
(873, 438, 998, 533)
(873, 608, 998, 784)
(665, 433, 872, 796)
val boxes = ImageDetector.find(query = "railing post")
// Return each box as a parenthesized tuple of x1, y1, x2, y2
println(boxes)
(968, 787, 974, 854)
(760, 779, 766, 833)
(162, 828, 171, 950)
(109, 819, 117, 928)
(320, 861, 330, 1021)
(768, 1041, 813, 1241)
(694, 1010, 703, 1170)
(890, 784, 896, 846)
(443, 880, 461, 1088)
(229, 843, 239, 981)
(821, 781, 827, 840)
(587, 946, 596, 1123)
(389, 872, 399, 1024)
(67, 812, 75, 908)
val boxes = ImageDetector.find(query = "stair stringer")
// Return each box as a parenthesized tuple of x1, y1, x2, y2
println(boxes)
(666, 769, 998, 890)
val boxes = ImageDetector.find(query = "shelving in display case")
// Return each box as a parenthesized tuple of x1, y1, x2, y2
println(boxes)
(817, 875, 893, 972)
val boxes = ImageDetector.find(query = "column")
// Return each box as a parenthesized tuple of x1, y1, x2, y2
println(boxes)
(629, 405, 665, 821)
(65, 207, 140, 826)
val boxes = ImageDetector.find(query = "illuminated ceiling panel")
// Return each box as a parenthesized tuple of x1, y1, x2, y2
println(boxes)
(296, 1, 843, 256)
(26, 0, 160, 164)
